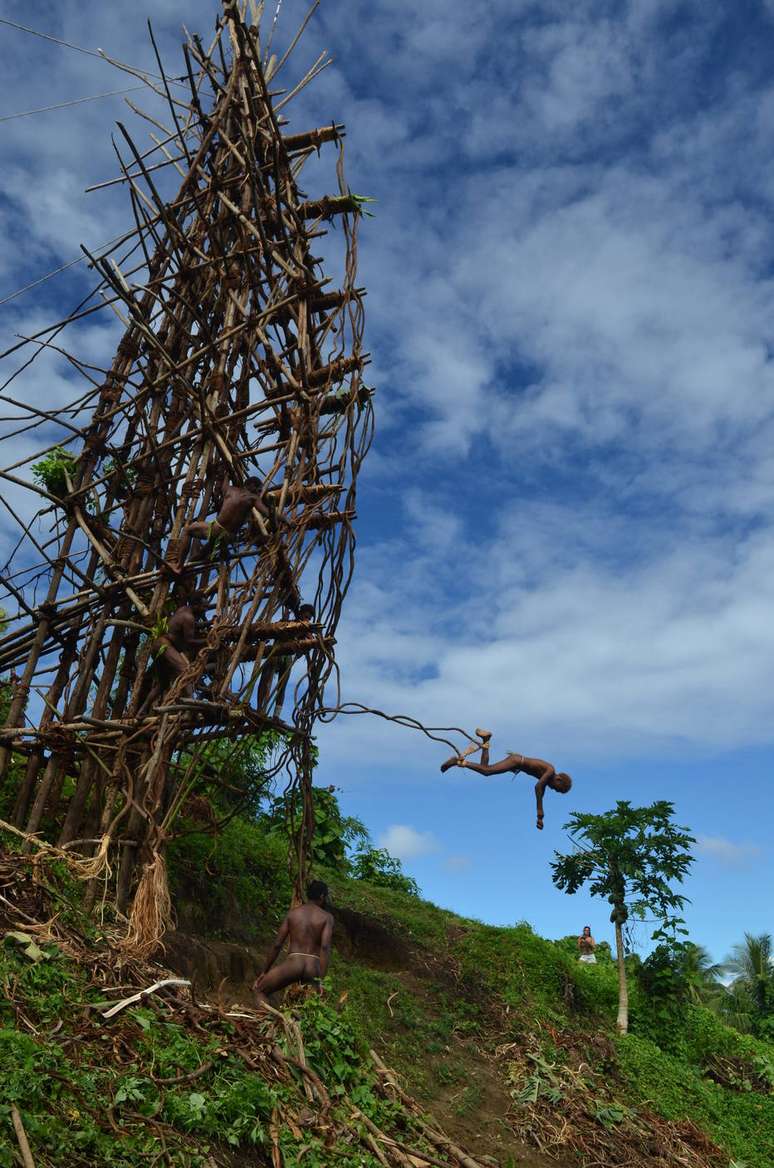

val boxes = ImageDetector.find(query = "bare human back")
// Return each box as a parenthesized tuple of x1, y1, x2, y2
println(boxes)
(170, 473, 269, 572)
(253, 880, 333, 1008)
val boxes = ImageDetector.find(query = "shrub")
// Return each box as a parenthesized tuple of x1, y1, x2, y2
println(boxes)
(349, 846, 419, 896)
(617, 1033, 774, 1166)
(31, 447, 79, 499)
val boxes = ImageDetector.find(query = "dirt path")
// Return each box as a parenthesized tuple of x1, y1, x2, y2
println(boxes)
(426, 1038, 576, 1167)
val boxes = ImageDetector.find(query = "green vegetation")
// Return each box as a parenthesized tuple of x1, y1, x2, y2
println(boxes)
(169, 806, 771, 1163)
(327, 881, 774, 1164)
(30, 446, 79, 499)
(723, 933, 774, 1038)
(0, 931, 401, 1167)
(3, 773, 772, 1167)
(168, 814, 293, 940)
(0, 855, 457, 1168)
(617, 1032, 774, 1166)
(168, 790, 771, 1165)
(0, 676, 25, 825)
(102, 457, 138, 499)
(167, 740, 419, 942)
(350, 192, 377, 217)
(263, 781, 370, 871)
(552, 801, 695, 1033)
(348, 845, 420, 895)
(680, 941, 725, 1004)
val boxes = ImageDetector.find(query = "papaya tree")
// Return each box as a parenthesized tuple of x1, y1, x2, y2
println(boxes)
(551, 801, 695, 1034)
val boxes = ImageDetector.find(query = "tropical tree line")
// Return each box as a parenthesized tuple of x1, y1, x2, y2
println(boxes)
(671, 933, 774, 1038)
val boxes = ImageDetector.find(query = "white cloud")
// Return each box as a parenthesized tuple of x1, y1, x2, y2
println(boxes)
(402, 489, 463, 553)
(521, 19, 638, 135)
(379, 824, 439, 860)
(696, 835, 761, 866)
(6, 1, 774, 780)
(319, 499, 774, 764)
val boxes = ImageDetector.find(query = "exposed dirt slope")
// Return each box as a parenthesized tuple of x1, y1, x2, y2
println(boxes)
(164, 929, 568, 1167)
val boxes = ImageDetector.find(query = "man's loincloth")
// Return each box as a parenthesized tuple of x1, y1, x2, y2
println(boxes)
(287, 951, 322, 981)
(207, 518, 231, 549)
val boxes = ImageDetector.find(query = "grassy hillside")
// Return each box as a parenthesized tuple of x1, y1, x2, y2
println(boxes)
(0, 843, 506, 1168)
(165, 813, 774, 1168)
(318, 879, 773, 1167)
(1, 813, 772, 1168)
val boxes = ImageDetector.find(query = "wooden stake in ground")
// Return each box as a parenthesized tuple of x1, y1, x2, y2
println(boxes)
(11, 1105, 36, 1168)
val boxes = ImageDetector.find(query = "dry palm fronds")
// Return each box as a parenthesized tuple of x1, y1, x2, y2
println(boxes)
(498, 1036, 727, 1168)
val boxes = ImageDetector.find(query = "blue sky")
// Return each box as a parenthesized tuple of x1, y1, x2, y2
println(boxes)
(1, 0, 773, 965)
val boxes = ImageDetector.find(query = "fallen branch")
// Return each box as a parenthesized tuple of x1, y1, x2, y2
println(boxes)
(371, 1050, 487, 1168)
(101, 977, 190, 1019)
(152, 1058, 214, 1085)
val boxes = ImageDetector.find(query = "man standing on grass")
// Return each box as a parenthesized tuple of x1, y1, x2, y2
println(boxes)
(253, 880, 334, 1008)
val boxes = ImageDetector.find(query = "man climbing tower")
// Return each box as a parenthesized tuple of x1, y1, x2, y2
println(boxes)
(253, 880, 333, 1008)
(170, 473, 270, 571)
(441, 730, 572, 830)
(150, 591, 210, 698)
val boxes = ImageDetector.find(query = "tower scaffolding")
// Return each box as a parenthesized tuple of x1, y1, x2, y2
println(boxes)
(0, 0, 372, 952)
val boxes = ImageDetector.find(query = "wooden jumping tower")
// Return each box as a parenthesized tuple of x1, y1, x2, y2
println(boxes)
(0, 1, 372, 949)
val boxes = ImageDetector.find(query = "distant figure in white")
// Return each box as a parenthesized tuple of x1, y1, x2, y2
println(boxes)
(578, 925, 597, 964)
